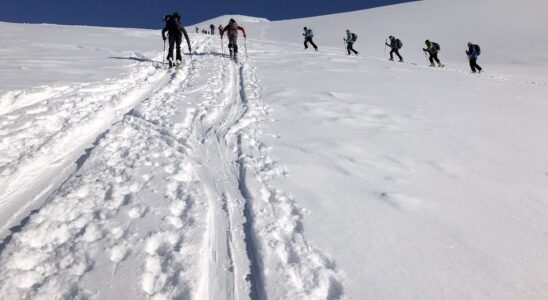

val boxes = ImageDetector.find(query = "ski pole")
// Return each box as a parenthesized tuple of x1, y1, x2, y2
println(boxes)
(244, 36, 248, 59)
(221, 36, 224, 57)
(424, 51, 429, 64)
(163, 39, 166, 65)
(384, 39, 387, 58)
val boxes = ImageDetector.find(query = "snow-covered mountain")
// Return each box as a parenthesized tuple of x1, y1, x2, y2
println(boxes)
(1, 0, 547, 299)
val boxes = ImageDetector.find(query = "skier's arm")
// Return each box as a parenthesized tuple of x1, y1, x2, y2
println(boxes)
(220, 26, 228, 39)
(181, 27, 191, 52)
(238, 26, 246, 38)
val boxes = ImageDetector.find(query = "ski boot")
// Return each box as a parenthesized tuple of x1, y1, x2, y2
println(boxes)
(168, 58, 173, 68)
(389, 58, 394, 61)
(438, 63, 445, 67)
(429, 63, 436, 67)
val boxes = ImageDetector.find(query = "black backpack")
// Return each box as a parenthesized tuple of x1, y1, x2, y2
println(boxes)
(474, 44, 481, 55)
(396, 39, 402, 49)
(351, 33, 358, 41)
(165, 14, 182, 32)
(433, 42, 440, 51)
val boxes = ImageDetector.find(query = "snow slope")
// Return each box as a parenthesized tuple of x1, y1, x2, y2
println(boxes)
(1, 0, 548, 299)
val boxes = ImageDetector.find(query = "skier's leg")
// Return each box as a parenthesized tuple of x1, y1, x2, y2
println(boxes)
(395, 50, 403, 61)
(433, 53, 441, 64)
(310, 38, 318, 50)
(167, 35, 175, 61)
(469, 59, 476, 72)
(175, 36, 182, 61)
(350, 43, 358, 55)
(429, 54, 434, 65)
(304, 39, 309, 49)
(389, 49, 395, 60)
(347, 43, 351, 55)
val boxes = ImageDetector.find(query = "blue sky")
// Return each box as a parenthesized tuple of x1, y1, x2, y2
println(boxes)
(0, 0, 414, 29)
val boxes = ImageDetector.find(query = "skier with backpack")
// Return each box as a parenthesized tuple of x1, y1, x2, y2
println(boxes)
(220, 18, 247, 61)
(466, 42, 483, 73)
(210, 24, 215, 35)
(423, 40, 444, 67)
(344, 30, 359, 56)
(385, 35, 404, 62)
(303, 27, 318, 51)
(218, 25, 223, 36)
(162, 12, 191, 68)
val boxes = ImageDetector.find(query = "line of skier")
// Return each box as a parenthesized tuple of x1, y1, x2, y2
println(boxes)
(302, 26, 483, 73)
(161, 13, 482, 73)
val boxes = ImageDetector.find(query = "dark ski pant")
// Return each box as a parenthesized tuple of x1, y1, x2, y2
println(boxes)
(228, 34, 239, 57)
(429, 52, 441, 65)
(390, 49, 403, 61)
(347, 42, 358, 55)
(469, 58, 482, 72)
(304, 37, 318, 50)
(167, 33, 183, 61)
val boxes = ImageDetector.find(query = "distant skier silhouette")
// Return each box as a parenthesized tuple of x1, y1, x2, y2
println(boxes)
(221, 18, 247, 61)
(303, 27, 318, 51)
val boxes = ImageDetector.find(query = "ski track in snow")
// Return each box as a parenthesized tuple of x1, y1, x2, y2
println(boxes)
(0, 34, 342, 299)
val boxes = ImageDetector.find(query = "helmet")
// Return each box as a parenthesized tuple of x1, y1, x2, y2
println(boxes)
(346, 29, 350, 33)
(389, 35, 394, 39)
(467, 42, 472, 46)
(304, 27, 307, 30)
(230, 18, 236, 23)
(425, 40, 430, 44)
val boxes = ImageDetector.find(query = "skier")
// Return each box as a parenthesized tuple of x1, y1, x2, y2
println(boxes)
(344, 30, 359, 56)
(218, 25, 223, 36)
(221, 18, 247, 61)
(303, 27, 318, 51)
(385, 35, 403, 62)
(423, 40, 444, 67)
(162, 12, 191, 68)
(195, 26, 198, 33)
(210, 24, 215, 35)
(466, 42, 483, 73)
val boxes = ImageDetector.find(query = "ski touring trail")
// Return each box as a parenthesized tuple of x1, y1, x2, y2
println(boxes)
(0, 33, 342, 299)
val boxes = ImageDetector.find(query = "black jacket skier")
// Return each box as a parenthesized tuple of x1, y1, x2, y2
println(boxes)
(162, 12, 191, 67)
(210, 24, 215, 35)
(386, 36, 403, 62)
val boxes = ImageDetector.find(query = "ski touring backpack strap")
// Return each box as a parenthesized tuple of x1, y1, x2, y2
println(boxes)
(396, 38, 402, 49)
(351, 33, 357, 42)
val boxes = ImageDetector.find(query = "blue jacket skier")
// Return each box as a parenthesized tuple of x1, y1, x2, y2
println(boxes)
(303, 27, 318, 51)
(344, 30, 359, 56)
(466, 42, 483, 73)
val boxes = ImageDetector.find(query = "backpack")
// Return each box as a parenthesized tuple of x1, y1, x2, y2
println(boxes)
(396, 39, 402, 49)
(433, 42, 440, 51)
(351, 33, 358, 41)
(165, 14, 182, 32)
(474, 44, 481, 55)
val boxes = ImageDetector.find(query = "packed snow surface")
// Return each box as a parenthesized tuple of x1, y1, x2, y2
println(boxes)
(1, 0, 548, 299)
